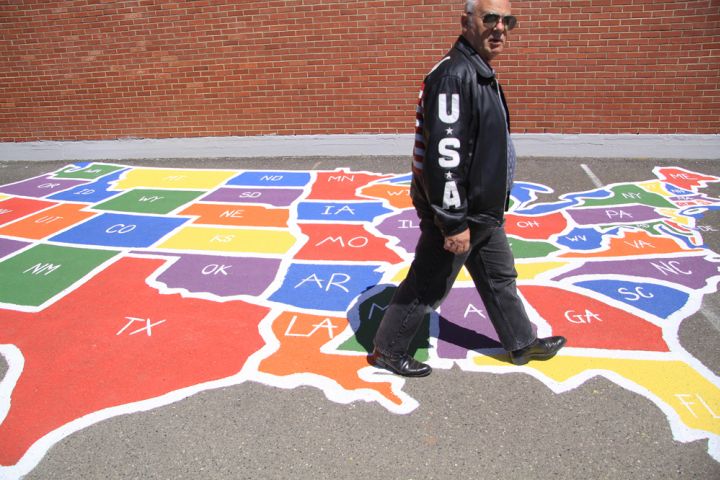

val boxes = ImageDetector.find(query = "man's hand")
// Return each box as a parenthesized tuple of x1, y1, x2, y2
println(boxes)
(444, 228, 470, 255)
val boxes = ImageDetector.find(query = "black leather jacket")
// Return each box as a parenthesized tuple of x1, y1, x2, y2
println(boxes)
(411, 35, 512, 237)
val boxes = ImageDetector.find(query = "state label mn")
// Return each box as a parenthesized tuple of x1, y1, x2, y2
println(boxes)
(0, 244, 118, 307)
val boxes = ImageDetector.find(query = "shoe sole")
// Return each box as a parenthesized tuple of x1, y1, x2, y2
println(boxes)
(373, 357, 432, 377)
(510, 351, 558, 366)
(510, 341, 566, 366)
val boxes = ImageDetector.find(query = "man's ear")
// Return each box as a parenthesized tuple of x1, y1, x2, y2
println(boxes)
(461, 12, 470, 32)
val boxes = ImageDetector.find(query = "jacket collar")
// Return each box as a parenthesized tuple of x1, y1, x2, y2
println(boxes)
(455, 35, 495, 79)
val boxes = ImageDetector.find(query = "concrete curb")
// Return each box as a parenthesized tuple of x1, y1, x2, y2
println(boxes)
(1, 133, 718, 161)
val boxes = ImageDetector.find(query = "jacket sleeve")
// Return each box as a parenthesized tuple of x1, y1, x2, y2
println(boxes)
(421, 74, 473, 236)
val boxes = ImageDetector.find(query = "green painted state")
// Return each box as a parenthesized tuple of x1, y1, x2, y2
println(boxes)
(0, 244, 118, 307)
(55, 163, 125, 180)
(95, 189, 204, 214)
(581, 185, 674, 208)
(508, 237, 559, 259)
(339, 286, 430, 361)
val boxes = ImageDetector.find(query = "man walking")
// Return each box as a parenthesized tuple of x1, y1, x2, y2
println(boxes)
(371, 0, 566, 377)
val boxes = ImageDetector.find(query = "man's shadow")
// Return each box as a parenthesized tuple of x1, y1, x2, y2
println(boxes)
(346, 284, 506, 362)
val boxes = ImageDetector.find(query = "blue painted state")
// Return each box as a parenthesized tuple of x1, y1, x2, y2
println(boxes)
(666, 185, 694, 196)
(49, 169, 128, 203)
(270, 263, 383, 312)
(51, 213, 188, 248)
(556, 227, 604, 250)
(511, 182, 553, 206)
(516, 188, 612, 215)
(680, 204, 720, 220)
(297, 202, 392, 222)
(575, 279, 689, 319)
(227, 171, 311, 187)
(386, 173, 413, 184)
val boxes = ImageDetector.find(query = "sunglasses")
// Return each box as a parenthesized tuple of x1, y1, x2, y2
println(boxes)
(470, 12, 518, 31)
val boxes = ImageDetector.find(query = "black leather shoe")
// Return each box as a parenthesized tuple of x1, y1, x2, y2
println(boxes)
(371, 348, 432, 377)
(509, 336, 567, 366)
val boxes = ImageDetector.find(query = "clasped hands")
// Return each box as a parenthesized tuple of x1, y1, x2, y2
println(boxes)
(443, 228, 470, 255)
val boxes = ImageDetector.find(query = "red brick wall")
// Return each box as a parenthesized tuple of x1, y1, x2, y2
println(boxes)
(1, 0, 718, 142)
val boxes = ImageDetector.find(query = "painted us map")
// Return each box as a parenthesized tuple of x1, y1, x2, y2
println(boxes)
(0, 162, 718, 477)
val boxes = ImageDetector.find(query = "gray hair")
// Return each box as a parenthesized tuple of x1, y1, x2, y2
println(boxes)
(465, 0, 477, 13)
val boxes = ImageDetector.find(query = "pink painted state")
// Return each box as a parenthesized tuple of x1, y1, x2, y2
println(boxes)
(0, 256, 269, 466)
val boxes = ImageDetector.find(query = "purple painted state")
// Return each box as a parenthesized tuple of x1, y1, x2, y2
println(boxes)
(155, 254, 282, 297)
(566, 205, 662, 225)
(0, 175, 88, 198)
(0, 237, 29, 259)
(201, 187, 303, 207)
(376, 209, 420, 253)
(437, 287, 502, 358)
(553, 255, 719, 290)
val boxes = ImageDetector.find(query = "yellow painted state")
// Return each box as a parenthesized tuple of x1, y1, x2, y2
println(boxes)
(516, 261, 568, 280)
(638, 180, 672, 197)
(391, 265, 472, 283)
(658, 208, 693, 228)
(158, 226, 296, 254)
(391, 265, 408, 283)
(114, 169, 238, 190)
(473, 354, 720, 435)
(0, 194, 9, 201)
(390, 261, 568, 283)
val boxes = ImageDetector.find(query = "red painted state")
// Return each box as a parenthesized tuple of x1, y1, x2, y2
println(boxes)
(0, 256, 269, 465)
(504, 212, 568, 240)
(307, 171, 392, 201)
(0, 198, 56, 226)
(656, 168, 719, 191)
(519, 285, 669, 352)
(296, 223, 403, 263)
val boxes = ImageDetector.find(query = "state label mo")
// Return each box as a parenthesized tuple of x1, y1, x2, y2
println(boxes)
(315, 235, 369, 248)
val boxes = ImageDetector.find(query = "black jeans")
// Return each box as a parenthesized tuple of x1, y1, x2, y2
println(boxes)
(373, 218, 536, 356)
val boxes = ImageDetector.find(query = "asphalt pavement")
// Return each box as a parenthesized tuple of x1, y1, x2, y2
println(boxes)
(1, 156, 719, 479)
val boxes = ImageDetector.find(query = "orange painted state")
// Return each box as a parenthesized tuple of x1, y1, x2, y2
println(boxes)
(258, 311, 403, 406)
(360, 183, 412, 209)
(560, 229, 699, 258)
(179, 203, 289, 227)
(0, 256, 269, 466)
(0, 202, 96, 240)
